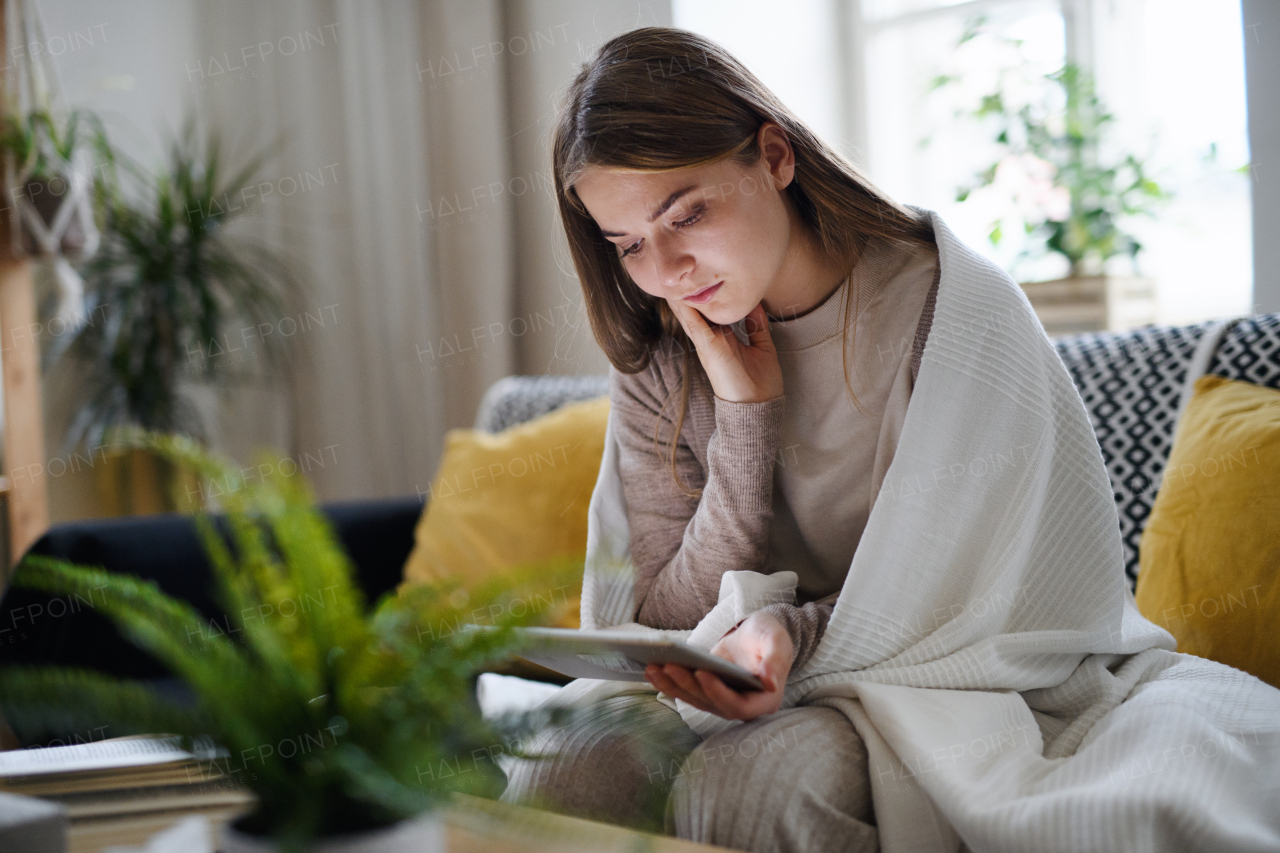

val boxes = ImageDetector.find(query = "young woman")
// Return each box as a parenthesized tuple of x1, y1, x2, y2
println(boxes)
(501, 26, 936, 852)
(497, 21, 1280, 853)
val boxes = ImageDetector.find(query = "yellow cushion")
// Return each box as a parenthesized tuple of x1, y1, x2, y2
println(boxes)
(1134, 374, 1280, 688)
(399, 396, 611, 629)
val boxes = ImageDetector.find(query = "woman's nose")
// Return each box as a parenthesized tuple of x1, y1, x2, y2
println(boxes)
(651, 235, 693, 290)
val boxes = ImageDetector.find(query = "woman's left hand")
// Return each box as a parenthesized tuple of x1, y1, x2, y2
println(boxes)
(644, 611, 793, 721)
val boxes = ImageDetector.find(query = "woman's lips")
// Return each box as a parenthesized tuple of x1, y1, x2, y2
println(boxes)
(684, 281, 723, 304)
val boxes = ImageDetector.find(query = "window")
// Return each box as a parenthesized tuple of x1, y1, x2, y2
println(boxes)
(863, 1, 1067, 282)
(675, 0, 1254, 326)
(671, 0, 844, 146)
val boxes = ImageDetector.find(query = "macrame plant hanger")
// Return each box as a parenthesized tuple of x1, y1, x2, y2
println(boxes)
(3, 0, 99, 333)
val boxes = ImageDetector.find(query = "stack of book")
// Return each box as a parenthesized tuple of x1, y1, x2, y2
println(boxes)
(0, 735, 254, 852)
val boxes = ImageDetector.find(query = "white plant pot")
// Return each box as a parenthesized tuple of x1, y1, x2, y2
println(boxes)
(219, 813, 446, 853)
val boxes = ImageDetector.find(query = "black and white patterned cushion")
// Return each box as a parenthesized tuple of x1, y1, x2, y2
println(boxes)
(1054, 313, 1280, 590)
(473, 374, 610, 434)
(1207, 313, 1280, 388)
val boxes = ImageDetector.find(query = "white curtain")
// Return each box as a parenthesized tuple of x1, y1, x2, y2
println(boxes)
(174, 0, 671, 504)
(33, 0, 671, 520)
(191, 0, 517, 501)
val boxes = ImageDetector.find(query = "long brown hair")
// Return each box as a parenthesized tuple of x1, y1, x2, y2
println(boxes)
(552, 27, 936, 498)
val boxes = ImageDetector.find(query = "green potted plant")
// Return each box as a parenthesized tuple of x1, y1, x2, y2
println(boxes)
(0, 106, 105, 348)
(929, 18, 1172, 334)
(50, 119, 301, 514)
(0, 107, 98, 256)
(0, 434, 586, 852)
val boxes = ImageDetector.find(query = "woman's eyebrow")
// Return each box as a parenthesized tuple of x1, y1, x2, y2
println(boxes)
(599, 184, 698, 237)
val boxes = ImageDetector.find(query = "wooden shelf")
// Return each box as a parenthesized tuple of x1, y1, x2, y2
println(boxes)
(0, 0, 52, 560)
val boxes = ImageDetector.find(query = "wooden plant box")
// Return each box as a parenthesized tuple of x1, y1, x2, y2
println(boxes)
(1019, 275, 1157, 336)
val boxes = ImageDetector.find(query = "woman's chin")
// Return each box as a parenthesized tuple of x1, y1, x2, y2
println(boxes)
(693, 302, 747, 327)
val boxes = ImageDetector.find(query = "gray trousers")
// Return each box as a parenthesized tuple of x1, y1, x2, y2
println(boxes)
(500, 693, 879, 853)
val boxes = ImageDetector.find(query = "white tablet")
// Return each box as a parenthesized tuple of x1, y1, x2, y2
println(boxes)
(501, 627, 767, 692)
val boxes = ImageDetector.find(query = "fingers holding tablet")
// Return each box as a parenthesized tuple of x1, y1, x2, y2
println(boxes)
(644, 660, 784, 722)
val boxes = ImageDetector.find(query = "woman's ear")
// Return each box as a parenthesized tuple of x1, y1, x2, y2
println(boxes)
(757, 121, 796, 191)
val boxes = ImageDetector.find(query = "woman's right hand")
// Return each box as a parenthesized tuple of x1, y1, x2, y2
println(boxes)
(666, 299, 783, 404)
(645, 610, 793, 721)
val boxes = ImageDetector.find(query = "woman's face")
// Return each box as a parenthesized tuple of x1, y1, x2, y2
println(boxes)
(573, 124, 799, 327)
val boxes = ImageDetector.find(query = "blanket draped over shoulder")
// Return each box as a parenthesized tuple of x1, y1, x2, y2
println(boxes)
(551, 205, 1280, 853)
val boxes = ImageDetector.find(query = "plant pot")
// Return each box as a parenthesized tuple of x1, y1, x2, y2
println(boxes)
(16, 175, 90, 256)
(219, 814, 446, 853)
(1018, 274, 1156, 336)
(94, 447, 203, 517)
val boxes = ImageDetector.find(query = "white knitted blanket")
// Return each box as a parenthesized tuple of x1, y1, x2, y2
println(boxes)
(563, 205, 1280, 853)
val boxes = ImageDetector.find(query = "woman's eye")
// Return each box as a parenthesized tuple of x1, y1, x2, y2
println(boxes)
(673, 208, 704, 229)
(617, 207, 703, 259)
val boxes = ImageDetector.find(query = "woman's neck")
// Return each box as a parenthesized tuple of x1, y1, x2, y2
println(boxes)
(760, 211, 858, 323)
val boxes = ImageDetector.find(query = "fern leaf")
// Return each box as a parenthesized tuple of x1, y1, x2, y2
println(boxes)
(0, 666, 206, 746)
(10, 555, 273, 750)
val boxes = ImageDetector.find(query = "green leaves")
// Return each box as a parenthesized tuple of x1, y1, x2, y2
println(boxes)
(0, 436, 584, 843)
(0, 667, 205, 743)
(59, 116, 300, 449)
(931, 20, 1172, 278)
(0, 109, 99, 178)
(14, 555, 249, 692)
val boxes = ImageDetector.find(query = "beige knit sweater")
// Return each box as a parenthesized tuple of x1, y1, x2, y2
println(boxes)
(609, 235, 940, 671)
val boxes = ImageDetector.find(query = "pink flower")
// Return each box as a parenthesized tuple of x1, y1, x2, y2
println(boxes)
(993, 153, 1071, 224)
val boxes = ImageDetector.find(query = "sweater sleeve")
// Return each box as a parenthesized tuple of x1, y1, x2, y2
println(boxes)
(758, 594, 838, 671)
(609, 361, 785, 629)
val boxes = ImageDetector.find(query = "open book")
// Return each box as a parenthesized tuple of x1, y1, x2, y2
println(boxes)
(0, 735, 192, 783)
(0, 735, 254, 848)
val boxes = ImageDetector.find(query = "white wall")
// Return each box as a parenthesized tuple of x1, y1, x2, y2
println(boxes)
(35, 0, 199, 162)
(1243, 0, 1279, 314)
(672, 0, 846, 152)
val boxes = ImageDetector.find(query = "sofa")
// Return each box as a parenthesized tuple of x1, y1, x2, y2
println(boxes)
(1, 312, 1277, 690)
